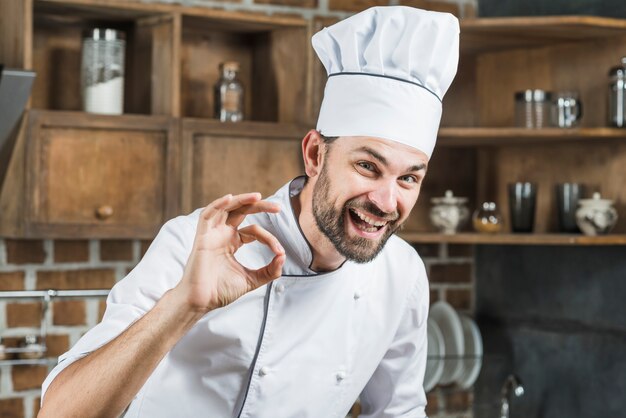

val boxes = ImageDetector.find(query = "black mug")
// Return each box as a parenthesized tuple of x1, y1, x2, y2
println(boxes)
(508, 182, 537, 233)
(556, 183, 585, 233)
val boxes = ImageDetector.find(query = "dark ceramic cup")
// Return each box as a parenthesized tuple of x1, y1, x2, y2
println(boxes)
(508, 182, 537, 233)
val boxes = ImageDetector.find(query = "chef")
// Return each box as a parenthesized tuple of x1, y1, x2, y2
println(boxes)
(39, 6, 459, 418)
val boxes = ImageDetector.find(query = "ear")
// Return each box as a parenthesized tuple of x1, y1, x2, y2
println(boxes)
(301, 129, 325, 178)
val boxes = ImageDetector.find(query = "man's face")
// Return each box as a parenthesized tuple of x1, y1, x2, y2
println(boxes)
(312, 136, 428, 263)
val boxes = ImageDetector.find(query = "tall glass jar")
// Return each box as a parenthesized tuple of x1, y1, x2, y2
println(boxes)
(608, 57, 626, 128)
(214, 61, 244, 122)
(81, 28, 125, 115)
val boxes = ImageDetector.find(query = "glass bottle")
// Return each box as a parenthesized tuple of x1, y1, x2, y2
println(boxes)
(81, 28, 126, 115)
(472, 202, 503, 234)
(214, 61, 244, 122)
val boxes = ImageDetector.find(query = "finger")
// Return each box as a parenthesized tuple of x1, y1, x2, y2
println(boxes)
(247, 254, 286, 287)
(227, 201, 282, 228)
(198, 194, 232, 233)
(222, 192, 263, 212)
(203, 193, 262, 229)
(238, 224, 285, 256)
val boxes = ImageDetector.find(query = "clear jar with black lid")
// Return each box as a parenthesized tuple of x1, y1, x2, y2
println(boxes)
(514, 89, 552, 129)
(608, 57, 626, 128)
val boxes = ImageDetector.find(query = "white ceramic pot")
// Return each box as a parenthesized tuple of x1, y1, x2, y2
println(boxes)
(430, 190, 470, 234)
(575, 192, 618, 236)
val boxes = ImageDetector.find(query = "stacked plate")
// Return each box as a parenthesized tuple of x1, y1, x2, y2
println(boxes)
(424, 301, 483, 391)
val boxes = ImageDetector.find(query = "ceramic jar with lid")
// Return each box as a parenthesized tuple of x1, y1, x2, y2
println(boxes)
(575, 192, 618, 236)
(430, 190, 470, 234)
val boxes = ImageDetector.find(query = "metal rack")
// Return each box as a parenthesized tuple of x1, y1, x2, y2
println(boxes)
(0, 289, 110, 366)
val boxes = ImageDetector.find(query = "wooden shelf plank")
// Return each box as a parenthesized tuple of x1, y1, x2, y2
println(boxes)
(461, 15, 626, 53)
(437, 127, 626, 146)
(36, 0, 307, 28)
(398, 232, 626, 246)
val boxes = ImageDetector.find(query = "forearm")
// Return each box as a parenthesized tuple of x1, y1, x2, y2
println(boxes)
(39, 286, 205, 418)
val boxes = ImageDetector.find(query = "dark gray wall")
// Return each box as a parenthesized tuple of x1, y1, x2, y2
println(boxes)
(479, 0, 626, 18)
(474, 246, 626, 418)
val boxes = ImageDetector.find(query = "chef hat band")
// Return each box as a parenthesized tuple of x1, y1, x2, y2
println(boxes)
(312, 6, 460, 159)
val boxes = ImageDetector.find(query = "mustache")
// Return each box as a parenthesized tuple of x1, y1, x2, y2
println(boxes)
(346, 199, 400, 222)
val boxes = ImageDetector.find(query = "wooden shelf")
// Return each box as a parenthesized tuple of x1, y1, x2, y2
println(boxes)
(461, 15, 626, 53)
(36, 0, 307, 29)
(437, 127, 626, 147)
(399, 232, 626, 246)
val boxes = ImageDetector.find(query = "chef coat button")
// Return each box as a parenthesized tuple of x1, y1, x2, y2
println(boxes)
(353, 291, 361, 300)
(259, 366, 270, 377)
(336, 371, 346, 381)
(275, 284, 285, 294)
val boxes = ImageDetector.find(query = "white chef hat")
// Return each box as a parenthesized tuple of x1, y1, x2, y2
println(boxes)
(312, 6, 460, 159)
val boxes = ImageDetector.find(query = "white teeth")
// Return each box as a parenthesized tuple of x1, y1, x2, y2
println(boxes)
(353, 209, 387, 227)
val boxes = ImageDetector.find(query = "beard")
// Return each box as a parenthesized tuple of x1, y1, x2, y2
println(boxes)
(312, 164, 402, 264)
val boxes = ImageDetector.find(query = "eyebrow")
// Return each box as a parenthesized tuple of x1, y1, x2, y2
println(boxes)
(354, 146, 427, 173)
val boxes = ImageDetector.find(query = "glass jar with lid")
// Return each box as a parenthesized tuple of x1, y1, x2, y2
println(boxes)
(81, 28, 126, 115)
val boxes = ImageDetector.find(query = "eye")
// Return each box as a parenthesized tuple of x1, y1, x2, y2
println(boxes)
(357, 161, 376, 172)
(400, 175, 420, 184)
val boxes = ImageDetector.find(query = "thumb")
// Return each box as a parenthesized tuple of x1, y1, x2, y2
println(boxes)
(247, 254, 285, 288)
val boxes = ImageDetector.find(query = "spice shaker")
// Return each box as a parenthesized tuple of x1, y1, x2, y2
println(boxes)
(608, 57, 626, 128)
(214, 61, 244, 122)
(81, 28, 125, 115)
(515, 89, 552, 128)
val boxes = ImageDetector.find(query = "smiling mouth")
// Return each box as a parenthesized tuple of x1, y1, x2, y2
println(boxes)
(348, 208, 389, 233)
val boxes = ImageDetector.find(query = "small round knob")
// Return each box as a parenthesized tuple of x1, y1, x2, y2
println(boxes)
(95, 205, 114, 220)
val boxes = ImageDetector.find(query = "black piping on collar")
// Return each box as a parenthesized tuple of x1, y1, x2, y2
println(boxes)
(328, 71, 442, 103)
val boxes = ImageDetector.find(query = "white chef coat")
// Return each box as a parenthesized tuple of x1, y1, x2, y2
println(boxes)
(41, 177, 430, 418)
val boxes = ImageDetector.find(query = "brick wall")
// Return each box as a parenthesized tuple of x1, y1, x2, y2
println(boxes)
(0, 239, 148, 418)
(0, 1, 478, 417)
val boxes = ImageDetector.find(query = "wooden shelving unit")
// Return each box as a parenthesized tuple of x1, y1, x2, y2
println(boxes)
(0, 0, 311, 238)
(399, 232, 626, 246)
(2, 3, 626, 243)
(405, 14, 626, 241)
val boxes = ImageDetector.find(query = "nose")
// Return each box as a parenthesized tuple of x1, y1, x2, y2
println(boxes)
(367, 183, 398, 215)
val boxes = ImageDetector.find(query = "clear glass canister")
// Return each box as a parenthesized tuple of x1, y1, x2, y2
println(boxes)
(214, 61, 244, 122)
(81, 28, 125, 115)
(515, 89, 552, 128)
(608, 57, 626, 128)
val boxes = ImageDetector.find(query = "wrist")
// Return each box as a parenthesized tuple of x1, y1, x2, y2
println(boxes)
(165, 285, 209, 325)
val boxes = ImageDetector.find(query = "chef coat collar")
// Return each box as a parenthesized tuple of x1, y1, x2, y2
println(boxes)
(266, 176, 347, 276)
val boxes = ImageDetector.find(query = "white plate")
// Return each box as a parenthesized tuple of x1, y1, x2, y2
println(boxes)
(457, 315, 483, 389)
(429, 301, 464, 385)
(424, 318, 445, 392)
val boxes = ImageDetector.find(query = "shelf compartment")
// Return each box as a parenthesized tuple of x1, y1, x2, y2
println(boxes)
(180, 15, 309, 123)
(437, 127, 626, 146)
(399, 232, 626, 246)
(31, 0, 178, 115)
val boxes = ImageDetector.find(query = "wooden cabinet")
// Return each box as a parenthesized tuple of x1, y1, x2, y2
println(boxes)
(23, 111, 179, 238)
(0, 0, 311, 238)
(181, 119, 306, 213)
